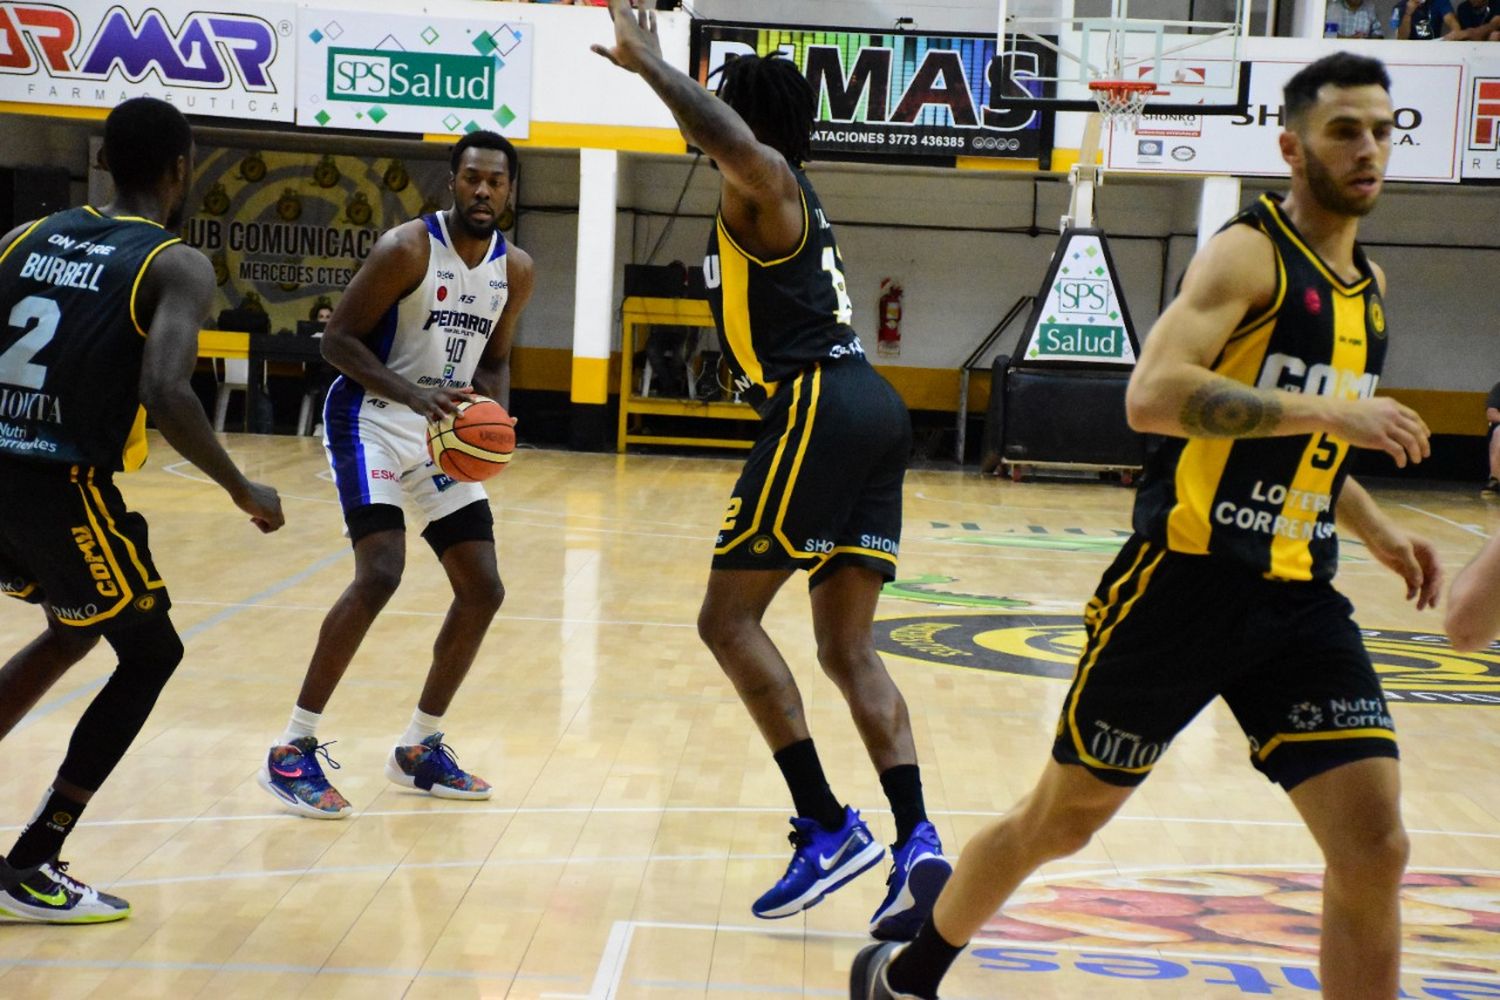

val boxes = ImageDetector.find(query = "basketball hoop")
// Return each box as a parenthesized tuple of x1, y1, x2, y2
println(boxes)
(1089, 80, 1158, 131)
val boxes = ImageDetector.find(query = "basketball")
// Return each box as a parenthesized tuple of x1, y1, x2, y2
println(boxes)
(426, 396, 516, 482)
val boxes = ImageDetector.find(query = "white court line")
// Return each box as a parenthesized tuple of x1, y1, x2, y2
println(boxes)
(588, 921, 635, 1000)
(8, 805, 1497, 842)
(1400, 503, 1491, 539)
(169, 598, 697, 629)
(0, 956, 579, 983)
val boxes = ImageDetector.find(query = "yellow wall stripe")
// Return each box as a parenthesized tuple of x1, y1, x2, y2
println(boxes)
(569, 354, 611, 405)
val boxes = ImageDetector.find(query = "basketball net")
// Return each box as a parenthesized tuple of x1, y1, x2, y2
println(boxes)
(1089, 80, 1157, 133)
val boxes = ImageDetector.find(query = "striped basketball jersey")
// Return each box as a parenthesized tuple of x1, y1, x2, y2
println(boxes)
(704, 169, 864, 413)
(0, 207, 181, 471)
(1133, 194, 1388, 582)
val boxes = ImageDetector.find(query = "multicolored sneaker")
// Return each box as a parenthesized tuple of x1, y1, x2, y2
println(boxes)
(751, 806, 884, 919)
(869, 821, 953, 941)
(385, 733, 492, 799)
(850, 941, 923, 999)
(258, 737, 352, 820)
(0, 859, 130, 924)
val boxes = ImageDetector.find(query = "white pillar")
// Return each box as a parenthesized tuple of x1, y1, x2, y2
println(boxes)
(571, 148, 619, 409)
(1196, 175, 1242, 251)
(1291, 0, 1329, 39)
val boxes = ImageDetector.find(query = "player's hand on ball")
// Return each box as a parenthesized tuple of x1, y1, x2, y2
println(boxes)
(234, 480, 285, 533)
(407, 386, 475, 422)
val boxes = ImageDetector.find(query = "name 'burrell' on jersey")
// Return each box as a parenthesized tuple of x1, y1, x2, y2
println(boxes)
(0, 207, 181, 470)
(704, 169, 864, 414)
(1133, 194, 1389, 583)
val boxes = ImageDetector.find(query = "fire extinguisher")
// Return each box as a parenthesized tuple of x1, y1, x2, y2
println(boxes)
(878, 279, 903, 357)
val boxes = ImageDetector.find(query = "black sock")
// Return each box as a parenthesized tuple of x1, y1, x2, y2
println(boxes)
(8, 787, 87, 870)
(772, 739, 845, 831)
(887, 918, 965, 1000)
(880, 764, 928, 849)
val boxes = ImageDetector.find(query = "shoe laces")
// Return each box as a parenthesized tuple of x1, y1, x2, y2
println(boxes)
(39, 860, 85, 895)
(296, 740, 343, 782)
(421, 740, 465, 779)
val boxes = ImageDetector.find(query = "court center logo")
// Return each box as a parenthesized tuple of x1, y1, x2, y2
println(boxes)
(872, 613, 1500, 706)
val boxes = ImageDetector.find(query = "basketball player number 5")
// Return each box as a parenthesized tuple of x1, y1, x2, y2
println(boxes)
(0, 296, 60, 390)
(822, 248, 853, 326)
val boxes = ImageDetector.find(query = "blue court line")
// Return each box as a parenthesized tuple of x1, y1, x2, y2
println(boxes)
(10, 548, 351, 734)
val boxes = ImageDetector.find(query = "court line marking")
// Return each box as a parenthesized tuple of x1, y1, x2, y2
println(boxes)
(588, 921, 635, 1000)
(5, 805, 1497, 842)
(168, 598, 699, 630)
(1400, 503, 1491, 539)
(0, 955, 579, 983)
(11, 547, 351, 734)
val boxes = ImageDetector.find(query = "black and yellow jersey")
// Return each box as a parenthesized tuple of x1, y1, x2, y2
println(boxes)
(0, 207, 180, 471)
(704, 169, 865, 413)
(1133, 194, 1388, 582)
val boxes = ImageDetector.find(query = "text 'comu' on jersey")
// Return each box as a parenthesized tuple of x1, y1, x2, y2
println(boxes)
(325, 212, 508, 423)
(1133, 194, 1389, 583)
(0, 207, 181, 470)
(703, 169, 865, 413)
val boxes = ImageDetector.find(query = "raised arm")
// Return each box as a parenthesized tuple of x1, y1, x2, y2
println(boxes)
(320, 222, 469, 421)
(1446, 533, 1500, 651)
(137, 245, 283, 532)
(471, 244, 534, 401)
(591, 0, 801, 253)
(1126, 225, 1430, 467)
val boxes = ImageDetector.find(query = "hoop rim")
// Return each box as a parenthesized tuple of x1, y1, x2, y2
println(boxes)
(1087, 80, 1160, 93)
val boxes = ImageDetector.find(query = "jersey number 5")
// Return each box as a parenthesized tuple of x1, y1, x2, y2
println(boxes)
(0, 295, 60, 390)
(821, 248, 853, 326)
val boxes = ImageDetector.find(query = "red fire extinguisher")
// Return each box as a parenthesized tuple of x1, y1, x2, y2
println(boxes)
(878, 279, 903, 357)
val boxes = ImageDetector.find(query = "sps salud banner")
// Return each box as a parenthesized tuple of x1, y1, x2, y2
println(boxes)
(693, 22, 1055, 162)
(0, 0, 295, 121)
(297, 6, 533, 136)
(178, 146, 454, 334)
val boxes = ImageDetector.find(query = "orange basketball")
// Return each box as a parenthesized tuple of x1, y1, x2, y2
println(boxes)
(426, 396, 516, 483)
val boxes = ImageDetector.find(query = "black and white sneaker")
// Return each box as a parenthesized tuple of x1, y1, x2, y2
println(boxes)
(0, 858, 130, 924)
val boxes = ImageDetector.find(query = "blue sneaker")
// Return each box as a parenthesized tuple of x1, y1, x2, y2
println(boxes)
(257, 737, 352, 820)
(752, 806, 884, 919)
(869, 821, 952, 941)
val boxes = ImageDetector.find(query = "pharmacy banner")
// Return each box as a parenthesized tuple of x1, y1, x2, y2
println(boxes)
(297, 6, 532, 136)
(1105, 59, 1462, 183)
(1464, 57, 1500, 181)
(0, 0, 296, 120)
(693, 21, 1055, 161)
(178, 146, 453, 334)
(1017, 230, 1139, 369)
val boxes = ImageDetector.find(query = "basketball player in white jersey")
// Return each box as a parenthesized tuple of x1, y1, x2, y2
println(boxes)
(258, 132, 534, 817)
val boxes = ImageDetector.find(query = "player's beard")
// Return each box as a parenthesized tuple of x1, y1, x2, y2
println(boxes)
(1304, 145, 1377, 218)
(452, 201, 499, 240)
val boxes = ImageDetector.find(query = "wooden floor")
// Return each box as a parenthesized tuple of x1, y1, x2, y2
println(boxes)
(2, 433, 1498, 999)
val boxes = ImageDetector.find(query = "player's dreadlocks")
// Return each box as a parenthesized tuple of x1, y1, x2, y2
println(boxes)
(715, 54, 815, 167)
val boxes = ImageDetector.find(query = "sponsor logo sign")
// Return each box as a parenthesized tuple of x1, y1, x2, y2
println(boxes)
(693, 21, 1055, 161)
(298, 8, 532, 136)
(1463, 62, 1500, 180)
(874, 612, 1500, 705)
(0, 1, 295, 120)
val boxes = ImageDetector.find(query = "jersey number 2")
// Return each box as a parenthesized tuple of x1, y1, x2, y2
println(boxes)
(0, 296, 60, 390)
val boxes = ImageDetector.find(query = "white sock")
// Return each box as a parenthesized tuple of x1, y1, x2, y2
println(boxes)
(400, 708, 443, 747)
(280, 706, 321, 746)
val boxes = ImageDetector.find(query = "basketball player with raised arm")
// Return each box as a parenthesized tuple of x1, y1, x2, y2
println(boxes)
(0, 97, 284, 922)
(595, 0, 952, 940)
(259, 131, 534, 817)
(853, 53, 1442, 1000)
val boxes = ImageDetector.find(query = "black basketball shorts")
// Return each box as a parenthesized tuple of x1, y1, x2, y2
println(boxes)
(0, 460, 171, 635)
(712, 360, 911, 588)
(1052, 535, 1398, 791)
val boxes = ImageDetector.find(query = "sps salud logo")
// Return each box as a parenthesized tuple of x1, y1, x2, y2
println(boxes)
(0, 4, 283, 91)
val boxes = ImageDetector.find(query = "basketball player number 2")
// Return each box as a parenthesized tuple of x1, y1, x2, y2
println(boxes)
(822, 248, 854, 325)
(0, 296, 60, 390)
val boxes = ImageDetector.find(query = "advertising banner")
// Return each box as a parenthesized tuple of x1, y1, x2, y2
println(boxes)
(693, 21, 1055, 162)
(1463, 58, 1500, 181)
(1105, 59, 1463, 183)
(297, 7, 533, 137)
(171, 145, 454, 335)
(0, 0, 296, 120)
(1017, 230, 1139, 369)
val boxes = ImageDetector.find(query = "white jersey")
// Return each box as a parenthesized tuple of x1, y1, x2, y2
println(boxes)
(321, 213, 510, 523)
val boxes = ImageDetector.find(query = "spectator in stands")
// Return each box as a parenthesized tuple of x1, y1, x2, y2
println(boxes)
(1326, 0, 1385, 35)
(1450, 0, 1500, 36)
(1391, 0, 1453, 36)
(1484, 381, 1500, 497)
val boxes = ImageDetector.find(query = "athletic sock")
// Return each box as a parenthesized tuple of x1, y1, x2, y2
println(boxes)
(8, 787, 87, 870)
(887, 918, 966, 1000)
(400, 708, 443, 747)
(280, 705, 320, 746)
(879, 764, 928, 849)
(772, 738, 845, 832)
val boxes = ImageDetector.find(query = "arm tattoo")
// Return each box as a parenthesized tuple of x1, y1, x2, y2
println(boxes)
(1180, 381, 1284, 437)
